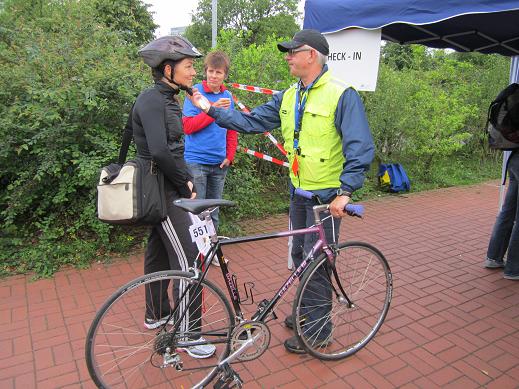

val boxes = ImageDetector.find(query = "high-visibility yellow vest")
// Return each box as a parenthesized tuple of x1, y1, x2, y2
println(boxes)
(280, 71, 348, 189)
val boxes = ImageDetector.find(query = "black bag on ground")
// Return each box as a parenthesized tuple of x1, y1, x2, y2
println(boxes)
(97, 107, 167, 225)
(487, 83, 519, 150)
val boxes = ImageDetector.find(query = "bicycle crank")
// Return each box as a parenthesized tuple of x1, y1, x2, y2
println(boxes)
(229, 320, 270, 361)
(213, 363, 243, 389)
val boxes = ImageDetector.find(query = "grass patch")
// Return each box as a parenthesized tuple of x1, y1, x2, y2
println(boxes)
(404, 155, 501, 191)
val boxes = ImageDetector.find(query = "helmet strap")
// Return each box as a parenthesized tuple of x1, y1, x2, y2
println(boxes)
(164, 65, 193, 95)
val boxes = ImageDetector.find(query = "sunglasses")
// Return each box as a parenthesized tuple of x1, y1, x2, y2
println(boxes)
(287, 48, 312, 56)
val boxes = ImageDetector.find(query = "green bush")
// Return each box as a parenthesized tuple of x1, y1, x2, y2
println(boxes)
(364, 47, 509, 179)
(0, 0, 154, 277)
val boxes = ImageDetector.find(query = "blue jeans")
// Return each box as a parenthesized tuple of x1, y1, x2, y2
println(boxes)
(487, 151, 519, 277)
(290, 192, 340, 339)
(187, 163, 229, 229)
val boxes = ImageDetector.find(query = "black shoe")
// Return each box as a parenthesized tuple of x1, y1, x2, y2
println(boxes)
(283, 335, 306, 354)
(284, 314, 306, 330)
(284, 334, 332, 354)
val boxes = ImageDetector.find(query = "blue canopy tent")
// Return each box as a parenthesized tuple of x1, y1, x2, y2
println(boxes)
(304, 0, 519, 56)
(303, 0, 519, 207)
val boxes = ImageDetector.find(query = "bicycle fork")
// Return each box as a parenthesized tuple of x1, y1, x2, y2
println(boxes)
(325, 247, 354, 308)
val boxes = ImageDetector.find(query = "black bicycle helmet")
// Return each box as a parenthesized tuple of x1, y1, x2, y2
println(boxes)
(138, 35, 202, 68)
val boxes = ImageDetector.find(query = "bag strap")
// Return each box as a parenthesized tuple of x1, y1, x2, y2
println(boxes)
(117, 104, 135, 165)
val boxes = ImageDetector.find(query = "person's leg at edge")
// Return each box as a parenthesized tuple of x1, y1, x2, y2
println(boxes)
(503, 153, 519, 279)
(485, 172, 516, 268)
(144, 228, 173, 327)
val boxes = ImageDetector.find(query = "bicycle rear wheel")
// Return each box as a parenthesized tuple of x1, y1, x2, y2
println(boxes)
(293, 241, 392, 360)
(85, 270, 234, 388)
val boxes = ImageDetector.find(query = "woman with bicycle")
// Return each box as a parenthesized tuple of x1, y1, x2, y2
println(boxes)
(133, 36, 215, 358)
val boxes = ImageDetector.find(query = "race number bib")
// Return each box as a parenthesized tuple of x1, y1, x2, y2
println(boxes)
(189, 216, 215, 256)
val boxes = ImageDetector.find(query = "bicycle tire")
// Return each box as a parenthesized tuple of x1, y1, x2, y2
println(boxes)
(293, 241, 392, 360)
(85, 270, 235, 388)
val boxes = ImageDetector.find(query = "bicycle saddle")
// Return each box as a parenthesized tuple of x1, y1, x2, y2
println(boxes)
(173, 198, 235, 214)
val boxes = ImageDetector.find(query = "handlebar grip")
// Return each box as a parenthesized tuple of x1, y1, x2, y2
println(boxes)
(294, 188, 364, 217)
(345, 204, 364, 217)
(294, 188, 314, 199)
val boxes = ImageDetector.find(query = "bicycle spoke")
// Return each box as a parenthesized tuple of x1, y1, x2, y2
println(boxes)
(86, 271, 235, 388)
(294, 242, 392, 360)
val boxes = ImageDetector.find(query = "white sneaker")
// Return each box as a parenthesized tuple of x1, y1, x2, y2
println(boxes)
(177, 337, 216, 359)
(144, 316, 173, 330)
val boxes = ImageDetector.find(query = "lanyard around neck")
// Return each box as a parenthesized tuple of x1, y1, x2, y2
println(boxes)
(293, 80, 315, 152)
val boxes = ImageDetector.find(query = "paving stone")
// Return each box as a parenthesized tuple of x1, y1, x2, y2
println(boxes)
(1, 181, 518, 387)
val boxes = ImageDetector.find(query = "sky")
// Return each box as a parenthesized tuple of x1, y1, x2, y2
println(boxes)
(146, 0, 305, 37)
(146, 0, 199, 36)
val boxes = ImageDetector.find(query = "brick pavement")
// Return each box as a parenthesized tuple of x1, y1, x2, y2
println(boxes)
(1, 181, 519, 388)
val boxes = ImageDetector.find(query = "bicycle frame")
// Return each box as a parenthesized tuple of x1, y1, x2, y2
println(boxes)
(196, 204, 336, 323)
(165, 202, 355, 356)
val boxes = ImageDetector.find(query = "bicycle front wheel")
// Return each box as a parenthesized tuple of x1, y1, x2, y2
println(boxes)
(293, 241, 392, 360)
(85, 270, 234, 388)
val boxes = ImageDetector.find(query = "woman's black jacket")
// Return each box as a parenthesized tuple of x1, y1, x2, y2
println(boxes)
(132, 81, 193, 198)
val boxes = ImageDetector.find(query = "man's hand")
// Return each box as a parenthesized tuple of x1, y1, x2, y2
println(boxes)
(219, 158, 231, 168)
(185, 87, 198, 102)
(187, 181, 197, 199)
(191, 90, 211, 113)
(329, 195, 351, 218)
(213, 98, 231, 109)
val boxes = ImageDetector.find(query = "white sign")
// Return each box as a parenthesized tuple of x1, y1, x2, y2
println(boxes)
(324, 28, 381, 91)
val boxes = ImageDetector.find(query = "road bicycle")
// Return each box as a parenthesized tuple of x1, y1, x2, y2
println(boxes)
(85, 189, 393, 388)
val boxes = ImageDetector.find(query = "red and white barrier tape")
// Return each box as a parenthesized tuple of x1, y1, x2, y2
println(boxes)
(232, 94, 251, 113)
(264, 132, 287, 156)
(241, 147, 289, 168)
(230, 83, 280, 95)
(232, 95, 288, 157)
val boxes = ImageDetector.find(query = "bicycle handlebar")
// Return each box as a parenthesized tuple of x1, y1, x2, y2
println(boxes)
(294, 188, 364, 217)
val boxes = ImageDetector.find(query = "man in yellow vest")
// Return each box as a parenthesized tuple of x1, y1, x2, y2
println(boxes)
(192, 29, 374, 354)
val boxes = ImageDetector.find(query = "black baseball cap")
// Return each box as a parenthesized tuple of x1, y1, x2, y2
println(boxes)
(277, 29, 330, 56)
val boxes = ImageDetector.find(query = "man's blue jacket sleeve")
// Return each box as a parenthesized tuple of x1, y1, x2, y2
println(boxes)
(207, 91, 285, 134)
(335, 88, 374, 193)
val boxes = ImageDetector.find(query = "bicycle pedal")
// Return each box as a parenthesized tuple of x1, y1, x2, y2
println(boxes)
(213, 364, 243, 389)
(213, 375, 243, 389)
